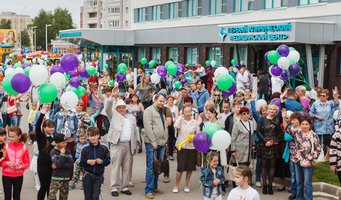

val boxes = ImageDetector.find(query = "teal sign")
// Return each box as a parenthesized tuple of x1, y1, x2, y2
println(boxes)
(59, 32, 82, 38)
(223, 23, 292, 41)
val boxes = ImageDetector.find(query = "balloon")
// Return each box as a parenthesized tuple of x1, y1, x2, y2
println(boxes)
(210, 60, 216, 67)
(11, 73, 30, 93)
(288, 64, 300, 77)
(289, 47, 295, 51)
(235, 63, 242, 70)
(50, 72, 66, 90)
(264, 51, 270, 63)
(144, 63, 149, 68)
(14, 67, 24, 74)
(298, 59, 305, 66)
(118, 63, 127, 74)
(61, 54, 79, 72)
(104, 64, 109, 69)
(176, 64, 185, 76)
(231, 59, 237, 66)
(217, 74, 234, 91)
(256, 99, 267, 111)
(222, 82, 236, 97)
(233, 67, 239, 73)
(65, 73, 70, 80)
(77, 50, 81, 55)
(5, 68, 15, 76)
(52, 58, 55, 61)
(86, 66, 96, 76)
(214, 67, 228, 79)
(212, 130, 231, 150)
(79, 68, 88, 77)
(277, 57, 290, 70)
(203, 123, 222, 138)
(277, 44, 290, 57)
(270, 65, 282, 76)
(267, 50, 281, 64)
(205, 60, 210, 66)
(180, 78, 186, 86)
(22, 63, 30, 69)
(167, 64, 178, 76)
(174, 81, 181, 89)
(193, 132, 211, 153)
(165, 61, 174, 69)
(50, 65, 64, 75)
(67, 86, 78, 94)
(149, 60, 156, 68)
(289, 59, 296, 65)
(157, 66, 167, 77)
(140, 57, 147, 65)
(60, 91, 78, 110)
(116, 73, 125, 82)
(37, 83, 58, 103)
(126, 74, 132, 82)
(2, 74, 18, 96)
(70, 77, 80, 88)
(13, 63, 22, 69)
(69, 70, 78, 78)
(288, 50, 300, 62)
(280, 70, 289, 81)
(108, 80, 114, 86)
(77, 86, 86, 98)
(24, 67, 31, 76)
(29, 65, 48, 86)
(150, 73, 161, 84)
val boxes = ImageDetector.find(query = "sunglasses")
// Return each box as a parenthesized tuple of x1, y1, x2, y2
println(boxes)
(320, 94, 326, 97)
(242, 112, 249, 115)
(236, 94, 244, 97)
(214, 94, 220, 96)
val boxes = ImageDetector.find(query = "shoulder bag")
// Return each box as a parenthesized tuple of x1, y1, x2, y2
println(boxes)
(225, 157, 239, 181)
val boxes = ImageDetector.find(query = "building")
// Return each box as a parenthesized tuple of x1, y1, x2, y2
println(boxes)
(50, 38, 79, 55)
(61, 0, 341, 90)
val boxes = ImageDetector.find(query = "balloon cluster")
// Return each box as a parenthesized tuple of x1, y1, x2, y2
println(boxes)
(205, 60, 216, 68)
(214, 66, 236, 97)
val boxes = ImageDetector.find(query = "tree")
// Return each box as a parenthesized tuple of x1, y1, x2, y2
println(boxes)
(20, 29, 31, 47)
(0, 19, 12, 29)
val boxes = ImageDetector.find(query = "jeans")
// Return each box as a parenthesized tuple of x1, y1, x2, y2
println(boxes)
(10, 116, 21, 127)
(295, 163, 314, 200)
(144, 143, 165, 194)
(289, 160, 297, 196)
(255, 155, 262, 182)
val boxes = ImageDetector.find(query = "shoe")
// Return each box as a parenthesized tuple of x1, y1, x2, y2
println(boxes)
(69, 184, 76, 190)
(172, 188, 179, 193)
(35, 186, 40, 191)
(277, 186, 285, 191)
(169, 156, 174, 161)
(81, 183, 84, 190)
(153, 189, 163, 194)
(129, 181, 134, 187)
(184, 188, 190, 193)
(111, 191, 119, 197)
(145, 193, 154, 199)
(121, 190, 132, 195)
(163, 176, 170, 183)
(262, 185, 268, 195)
(255, 181, 261, 187)
(138, 149, 142, 153)
(288, 194, 296, 200)
(268, 185, 273, 195)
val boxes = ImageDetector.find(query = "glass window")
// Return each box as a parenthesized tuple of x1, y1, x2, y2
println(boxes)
(137, 8, 146, 22)
(186, 48, 199, 65)
(108, 20, 120, 28)
(208, 47, 223, 66)
(265, 0, 286, 9)
(89, 12, 97, 18)
(209, 0, 227, 15)
(168, 48, 179, 63)
(239, 47, 247, 66)
(170, 2, 182, 19)
(234, 0, 252, 12)
(187, 0, 202, 17)
(88, 0, 97, 7)
(108, 7, 120, 14)
(152, 5, 163, 21)
(152, 47, 161, 63)
(137, 48, 146, 61)
(299, 0, 320, 5)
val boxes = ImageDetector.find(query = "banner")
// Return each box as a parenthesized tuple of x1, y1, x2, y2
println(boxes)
(0, 29, 17, 46)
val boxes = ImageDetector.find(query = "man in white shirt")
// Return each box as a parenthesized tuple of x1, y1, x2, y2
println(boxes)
(271, 76, 284, 94)
(236, 65, 251, 90)
(195, 63, 206, 86)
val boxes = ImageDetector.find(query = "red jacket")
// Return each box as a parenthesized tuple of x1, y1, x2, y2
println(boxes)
(1, 142, 30, 177)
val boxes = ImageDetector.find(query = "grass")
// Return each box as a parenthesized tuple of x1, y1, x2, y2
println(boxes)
(312, 162, 340, 186)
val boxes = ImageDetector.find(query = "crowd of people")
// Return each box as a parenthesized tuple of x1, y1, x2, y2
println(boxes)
(0, 58, 340, 200)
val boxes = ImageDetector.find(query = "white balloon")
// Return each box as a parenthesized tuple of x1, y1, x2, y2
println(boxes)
(211, 60, 216, 67)
(277, 57, 290, 70)
(32, 58, 37, 63)
(214, 67, 229, 79)
(256, 99, 267, 112)
(150, 73, 161, 84)
(50, 72, 66, 90)
(5, 68, 15, 76)
(60, 91, 78, 110)
(18, 61, 21, 64)
(288, 50, 300, 63)
(78, 55, 83, 61)
(29, 65, 48, 86)
(212, 130, 231, 150)
(14, 67, 24, 74)
(233, 67, 239, 73)
(126, 74, 132, 82)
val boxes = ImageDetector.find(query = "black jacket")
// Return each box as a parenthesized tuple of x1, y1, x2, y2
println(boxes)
(36, 113, 54, 167)
(79, 141, 111, 176)
(50, 147, 73, 180)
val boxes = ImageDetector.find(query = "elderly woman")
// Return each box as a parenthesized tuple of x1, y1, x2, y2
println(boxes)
(172, 106, 200, 193)
(134, 75, 156, 109)
(309, 88, 339, 161)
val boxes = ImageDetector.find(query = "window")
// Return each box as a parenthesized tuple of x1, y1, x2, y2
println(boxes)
(108, 0, 119, 2)
(152, 47, 161, 63)
(89, 12, 97, 18)
(187, 0, 202, 17)
(299, 0, 320, 5)
(186, 48, 199, 65)
(208, 47, 223, 66)
(170, 2, 182, 19)
(87, 0, 97, 7)
(265, 0, 287, 9)
(234, 0, 253, 12)
(137, 8, 146, 22)
(209, 0, 227, 15)
(108, 20, 120, 28)
(169, 48, 179, 63)
(137, 48, 146, 61)
(88, 23, 97, 28)
(108, 7, 120, 14)
(152, 5, 163, 21)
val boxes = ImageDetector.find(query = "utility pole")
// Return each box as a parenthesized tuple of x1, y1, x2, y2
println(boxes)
(32, 26, 37, 51)
(45, 24, 52, 51)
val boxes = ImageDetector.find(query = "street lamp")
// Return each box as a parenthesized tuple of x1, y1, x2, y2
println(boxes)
(45, 24, 52, 51)
(32, 26, 37, 52)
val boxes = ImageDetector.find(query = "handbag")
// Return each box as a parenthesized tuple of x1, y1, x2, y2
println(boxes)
(152, 150, 163, 175)
(311, 134, 324, 163)
(225, 157, 239, 181)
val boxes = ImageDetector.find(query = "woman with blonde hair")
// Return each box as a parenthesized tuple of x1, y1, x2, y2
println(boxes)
(134, 75, 156, 109)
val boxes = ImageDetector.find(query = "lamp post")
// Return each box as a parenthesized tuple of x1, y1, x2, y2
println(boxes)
(45, 24, 52, 51)
(32, 26, 37, 52)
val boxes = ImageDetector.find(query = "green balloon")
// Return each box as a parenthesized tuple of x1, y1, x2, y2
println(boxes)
(267, 50, 281, 64)
(22, 59, 26, 62)
(298, 59, 305, 66)
(174, 81, 181, 89)
(77, 87, 86, 98)
(118, 63, 127, 74)
(289, 59, 296, 65)
(108, 80, 114, 86)
(205, 60, 211, 66)
(38, 83, 58, 103)
(217, 74, 234, 91)
(86, 66, 96, 76)
(203, 123, 222, 138)
(289, 47, 296, 51)
(105, 64, 109, 69)
(149, 60, 156, 68)
(13, 63, 22, 69)
(2, 74, 18, 96)
(167, 64, 178, 76)
(67, 87, 78, 94)
(24, 67, 31, 76)
(46, 60, 49, 63)
(65, 73, 70, 80)
(165, 61, 174, 69)
(231, 59, 237, 66)
(141, 57, 147, 65)
(52, 58, 55, 61)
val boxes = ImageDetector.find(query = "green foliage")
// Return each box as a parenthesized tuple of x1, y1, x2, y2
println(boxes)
(20, 29, 31, 47)
(0, 19, 12, 29)
(312, 163, 340, 186)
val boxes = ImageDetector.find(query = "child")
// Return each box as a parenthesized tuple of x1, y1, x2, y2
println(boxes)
(29, 131, 41, 191)
(0, 127, 7, 162)
(79, 127, 110, 200)
(200, 152, 225, 200)
(49, 134, 73, 200)
(1, 126, 30, 200)
(227, 166, 260, 200)
(28, 102, 40, 132)
(86, 107, 96, 127)
(69, 131, 89, 190)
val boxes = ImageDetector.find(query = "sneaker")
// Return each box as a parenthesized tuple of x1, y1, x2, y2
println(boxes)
(169, 156, 174, 161)
(69, 184, 76, 190)
(256, 182, 262, 187)
(34, 186, 40, 191)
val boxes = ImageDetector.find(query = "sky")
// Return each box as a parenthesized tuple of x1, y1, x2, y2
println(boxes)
(0, 0, 83, 28)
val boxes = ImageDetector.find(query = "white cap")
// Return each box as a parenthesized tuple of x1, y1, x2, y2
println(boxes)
(116, 99, 126, 107)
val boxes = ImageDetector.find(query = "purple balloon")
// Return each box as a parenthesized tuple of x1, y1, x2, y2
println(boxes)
(70, 77, 80, 88)
(280, 70, 289, 81)
(235, 63, 242, 70)
(47, 55, 51, 58)
(144, 63, 149, 68)
(77, 50, 81, 55)
(288, 64, 300, 77)
(22, 55, 26, 58)
(41, 51, 44, 54)
(50, 65, 64, 75)
(270, 98, 281, 113)
(61, 54, 79, 72)
(277, 45, 290, 57)
(193, 132, 212, 153)
(180, 78, 187, 86)
(270, 65, 282, 77)
(264, 51, 270, 63)
(84, 72, 90, 78)
(116, 73, 125, 82)
(157, 66, 167, 77)
(11, 73, 30, 93)
(222, 82, 237, 97)
(33, 55, 36, 58)
(176, 64, 185, 76)
(79, 68, 88, 77)
(22, 63, 31, 69)
(69, 70, 78, 78)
